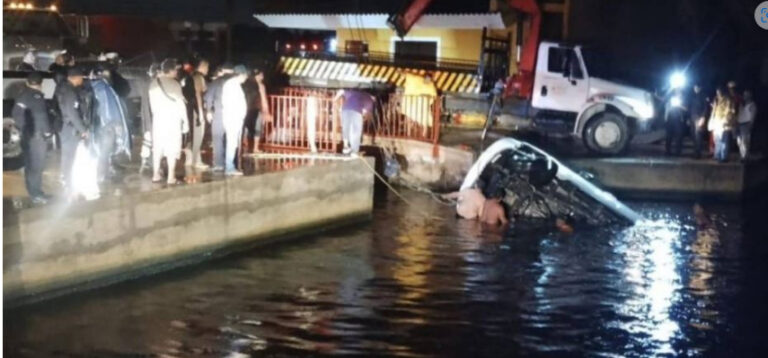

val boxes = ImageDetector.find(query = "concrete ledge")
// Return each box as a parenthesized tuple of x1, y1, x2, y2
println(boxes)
(363, 136, 474, 190)
(567, 157, 765, 200)
(3, 158, 375, 305)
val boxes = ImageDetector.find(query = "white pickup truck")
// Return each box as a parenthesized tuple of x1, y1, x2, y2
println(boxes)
(480, 41, 657, 155)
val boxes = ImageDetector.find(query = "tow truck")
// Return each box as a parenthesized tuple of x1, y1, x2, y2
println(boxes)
(391, 0, 657, 155)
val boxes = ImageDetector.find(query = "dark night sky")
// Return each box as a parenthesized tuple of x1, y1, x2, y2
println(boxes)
(60, 0, 766, 90)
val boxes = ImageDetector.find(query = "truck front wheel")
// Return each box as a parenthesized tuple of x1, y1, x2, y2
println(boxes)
(583, 112, 630, 155)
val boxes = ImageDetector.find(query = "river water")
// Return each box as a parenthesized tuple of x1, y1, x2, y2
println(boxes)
(5, 191, 768, 357)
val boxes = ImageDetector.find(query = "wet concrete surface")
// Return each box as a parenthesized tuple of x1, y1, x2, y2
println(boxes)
(2, 146, 348, 212)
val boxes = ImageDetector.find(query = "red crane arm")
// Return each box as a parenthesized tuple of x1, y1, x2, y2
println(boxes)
(387, 0, 541, 98)
(387, 0, 434, 38)
(509, 0, 541, 74)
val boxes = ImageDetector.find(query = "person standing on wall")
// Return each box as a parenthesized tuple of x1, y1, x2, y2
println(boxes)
(334, 89, 375, 156)
(251, 69, 271, 153)
(12, 72, 53, 204)
(709, 87, 736, 163)
(221, 65, 249, 176)
(55, 67, 89, 191)
(90, 65, 132, 183)
(186, 58, 210, 169)
(736, 90, 756, 161)
(688, 84, 709, 159)
(664, 88, 687, 156)
(149, 59, 189, 184)
(139, 62, 161, 174)
(204, 64, 235, 172)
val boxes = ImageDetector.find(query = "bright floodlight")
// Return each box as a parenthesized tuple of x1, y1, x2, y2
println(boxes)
(669, 72, 686, 89)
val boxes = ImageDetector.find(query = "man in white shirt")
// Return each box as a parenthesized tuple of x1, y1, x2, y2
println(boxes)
(221, 65, 249, 176)
(149, 59, 189, 184)
(736, 90, 756, 161)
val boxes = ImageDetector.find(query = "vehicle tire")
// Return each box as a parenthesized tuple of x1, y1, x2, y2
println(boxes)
(3, 118, 25, 171)
(3, 155, 25, 171)
(583, 112, 630, 155)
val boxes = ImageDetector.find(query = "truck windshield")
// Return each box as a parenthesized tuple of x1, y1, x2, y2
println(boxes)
(3, 10, 72, 37)
(580, 48, 615, 80)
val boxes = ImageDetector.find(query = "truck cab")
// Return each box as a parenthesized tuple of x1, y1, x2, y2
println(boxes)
(530, 42, 656, 154)
(3, 4, 76, 169)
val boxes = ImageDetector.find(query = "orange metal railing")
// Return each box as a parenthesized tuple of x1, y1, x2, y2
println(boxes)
(261, 88, 441, 155)
(262, 93, 340, 152)
(368, 94, 441, 145)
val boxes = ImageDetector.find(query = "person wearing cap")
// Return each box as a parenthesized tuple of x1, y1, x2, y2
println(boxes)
(149, 59, 189, 184)
(55, 67, 89, 189)
(204, 64, 235, 171)
(49, 51, 73, 84)
(12, 72, 53, 204)
(221, 65, 249, 175)
(17, 50, 37, 71)
(90, 65, 132, 183)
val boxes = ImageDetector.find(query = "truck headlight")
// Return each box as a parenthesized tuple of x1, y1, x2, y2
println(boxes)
(636, 103, 654, 119)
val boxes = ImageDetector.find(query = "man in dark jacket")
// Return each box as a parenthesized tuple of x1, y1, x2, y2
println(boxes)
(12, 72, 53, 204)
(204, 64, 234, 171)
(689, 85, 709, 158)
(55, 67, 89, 189)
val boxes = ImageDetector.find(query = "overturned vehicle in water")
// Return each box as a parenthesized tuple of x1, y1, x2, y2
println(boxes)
(461, 138, 641, 226)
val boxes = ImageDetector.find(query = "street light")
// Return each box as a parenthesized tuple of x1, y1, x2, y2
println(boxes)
(669, 71, 686, 90)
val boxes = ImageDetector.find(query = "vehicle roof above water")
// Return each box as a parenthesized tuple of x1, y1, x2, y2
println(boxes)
(539, 41, 584, 49)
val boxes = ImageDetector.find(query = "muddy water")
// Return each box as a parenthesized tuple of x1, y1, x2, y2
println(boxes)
(5, 191, 768, 357)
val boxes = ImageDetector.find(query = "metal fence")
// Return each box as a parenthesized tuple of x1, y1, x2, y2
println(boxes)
(369, 94, 441, 144)
(263, 93, 340, 152)
(261, 89, 441, 155)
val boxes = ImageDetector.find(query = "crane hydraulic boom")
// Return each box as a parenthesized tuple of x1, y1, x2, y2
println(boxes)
(387, 0, 434, 38)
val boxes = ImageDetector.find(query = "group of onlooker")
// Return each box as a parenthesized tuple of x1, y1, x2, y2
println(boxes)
(142, 58, 272, 182)
(666, 81, 757, 162)
(13, 51, 131, 203)
(12, 50, 275, 203)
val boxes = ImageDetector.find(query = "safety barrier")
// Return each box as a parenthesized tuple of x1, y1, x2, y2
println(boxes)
(261, 89, 442, 156)
(263, 93, 340, 152)
(369, 94, 441, 145)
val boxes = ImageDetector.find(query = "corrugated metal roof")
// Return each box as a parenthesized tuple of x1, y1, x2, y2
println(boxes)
(255, 13, 506, 30)
(60, 0, 489, 23)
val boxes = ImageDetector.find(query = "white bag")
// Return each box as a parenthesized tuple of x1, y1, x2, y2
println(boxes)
(71, 140, 101, 201)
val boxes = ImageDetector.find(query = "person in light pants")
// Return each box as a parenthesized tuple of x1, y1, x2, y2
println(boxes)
(736, 90, 756, 161)
(334, 89, 375, 155)
(708, 87, 736, 163)
(221, 65, 249, 175)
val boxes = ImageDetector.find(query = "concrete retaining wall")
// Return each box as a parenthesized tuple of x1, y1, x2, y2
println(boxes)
(568, 157, 749, 199)
(363, 136, 475, 190)
(3, 159, 374, 304)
